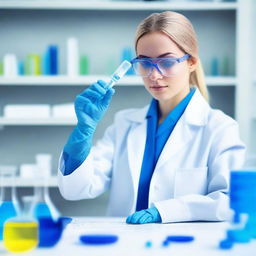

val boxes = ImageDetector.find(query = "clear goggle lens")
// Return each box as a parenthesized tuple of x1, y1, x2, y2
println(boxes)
(132, 58, 179, 77)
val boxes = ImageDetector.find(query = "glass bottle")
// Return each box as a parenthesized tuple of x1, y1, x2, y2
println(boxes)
(3, 195, 38, 253)
(0, 166, 19, 240)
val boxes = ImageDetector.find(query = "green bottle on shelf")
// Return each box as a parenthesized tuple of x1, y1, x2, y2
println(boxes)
(0, 62, 3, 75)
(80, 55, 89, 75)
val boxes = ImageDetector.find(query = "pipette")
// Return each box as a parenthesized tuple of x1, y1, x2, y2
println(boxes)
(107, 60, 132, 88)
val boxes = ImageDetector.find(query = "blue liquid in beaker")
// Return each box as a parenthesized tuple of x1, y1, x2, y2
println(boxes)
(0, 201, 17, 240)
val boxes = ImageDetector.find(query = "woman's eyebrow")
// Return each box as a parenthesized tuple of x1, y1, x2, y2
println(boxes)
(158, 52, 176, 57)
(137, 52, 176, 58)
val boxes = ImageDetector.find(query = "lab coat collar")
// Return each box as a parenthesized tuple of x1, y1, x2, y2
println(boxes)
(125, 88, 210, 127)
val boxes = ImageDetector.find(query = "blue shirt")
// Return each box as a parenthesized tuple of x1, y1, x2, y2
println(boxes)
(136, 88, 196, 211)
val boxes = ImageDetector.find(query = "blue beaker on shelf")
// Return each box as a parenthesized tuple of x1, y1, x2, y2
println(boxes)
(0, 166, 19, 241)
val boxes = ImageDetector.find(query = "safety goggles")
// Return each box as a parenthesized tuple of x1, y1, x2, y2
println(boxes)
(130, 54, 191, 77)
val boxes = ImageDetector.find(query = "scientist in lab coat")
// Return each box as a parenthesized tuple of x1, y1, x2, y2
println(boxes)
(58, 11, 245, 224)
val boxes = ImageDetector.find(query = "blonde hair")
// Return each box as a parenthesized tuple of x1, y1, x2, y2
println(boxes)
(135, 11, 209, 102)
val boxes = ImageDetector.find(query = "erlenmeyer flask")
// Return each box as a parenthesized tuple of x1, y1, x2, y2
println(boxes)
(33, 185, 59, 220)
(3, 195, 38, 253)
(0, 166, 19, 240)
(32, 164, 62, 248)
(33, 155, 60, 220)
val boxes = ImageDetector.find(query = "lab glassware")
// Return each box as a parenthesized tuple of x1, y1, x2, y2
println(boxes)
(3, 195, 38, 253)
(32, 170, 62, 247)
(33, 157, 59, 220)
(107, 60, 132, 88)
(0, 166, 19, 240)
(33, 185, 59, 220)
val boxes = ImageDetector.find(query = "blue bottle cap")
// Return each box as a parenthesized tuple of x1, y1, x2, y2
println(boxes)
(166, 235, 194, 242)
(80, 234, 119, 245)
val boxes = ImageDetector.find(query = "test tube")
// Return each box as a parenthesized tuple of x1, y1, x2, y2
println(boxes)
(107, 60, 132, 88)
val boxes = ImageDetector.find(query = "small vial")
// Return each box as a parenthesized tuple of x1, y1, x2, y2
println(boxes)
(107, 60, 131, 88)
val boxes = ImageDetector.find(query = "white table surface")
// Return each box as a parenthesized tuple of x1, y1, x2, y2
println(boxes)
(0, 217, 256, 256)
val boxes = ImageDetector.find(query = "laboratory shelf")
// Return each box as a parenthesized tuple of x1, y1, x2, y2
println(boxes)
(0, 118, 76, 126)
(0, 76, 237, 86)
(0, 75, 142, 86)
(1, 176, 58, 187)
(0, 0, 238, 11)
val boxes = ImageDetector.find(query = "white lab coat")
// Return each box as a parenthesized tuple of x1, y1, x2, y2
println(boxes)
(58, 88, 246, 223)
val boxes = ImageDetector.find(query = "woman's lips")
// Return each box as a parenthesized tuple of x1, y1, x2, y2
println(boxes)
(150, 85, 168, 91)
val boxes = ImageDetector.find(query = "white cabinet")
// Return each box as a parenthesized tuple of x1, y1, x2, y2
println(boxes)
(0, 1, 254, 216)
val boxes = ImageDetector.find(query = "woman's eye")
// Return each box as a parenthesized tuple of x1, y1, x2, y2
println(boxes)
(160, 60, 175, 69)
(140, 61, 151, 69)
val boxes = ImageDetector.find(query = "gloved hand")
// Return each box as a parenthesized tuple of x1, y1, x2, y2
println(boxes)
(74, 80, 114, 135)
(126, 207, 162, 224)
(62, 80, 115, 175)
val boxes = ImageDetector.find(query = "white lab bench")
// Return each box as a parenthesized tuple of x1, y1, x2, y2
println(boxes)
(1, 217, 256, 256)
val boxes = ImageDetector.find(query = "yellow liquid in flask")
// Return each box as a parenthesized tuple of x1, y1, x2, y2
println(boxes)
(3, 221, 38, 253)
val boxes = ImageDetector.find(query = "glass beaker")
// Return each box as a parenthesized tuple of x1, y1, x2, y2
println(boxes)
(0, 166, 19, 240)
(3, 195, 38, 253)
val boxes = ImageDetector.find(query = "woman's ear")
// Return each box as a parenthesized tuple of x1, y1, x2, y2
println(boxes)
(188, 56, 197, 73)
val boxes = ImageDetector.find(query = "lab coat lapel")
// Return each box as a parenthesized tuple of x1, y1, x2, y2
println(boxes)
(155, 89, 209, 170)
(126, 107, 148, 198)
(155, 117, 193, 170)
(127, 121, 147, 194)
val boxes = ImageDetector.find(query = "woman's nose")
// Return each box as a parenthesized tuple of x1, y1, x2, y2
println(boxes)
(149, 66, 163, 81)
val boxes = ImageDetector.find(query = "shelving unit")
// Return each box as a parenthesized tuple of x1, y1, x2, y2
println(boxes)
(0, 0, 238, 11)
(1, 176, 58, 187)
(0, 0, 253, 215)
(251, 0, 256, 154)
(0, 75, 237, 86)
(0, 118, 76, 126)
(235, 0, 254, 154)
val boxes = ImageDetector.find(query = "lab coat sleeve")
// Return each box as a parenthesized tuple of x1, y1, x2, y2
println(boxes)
(58, 123, 115, 201)
(153, 121, 246, 223)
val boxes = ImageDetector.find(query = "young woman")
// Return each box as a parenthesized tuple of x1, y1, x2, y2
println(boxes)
(58, 11, 245, 224)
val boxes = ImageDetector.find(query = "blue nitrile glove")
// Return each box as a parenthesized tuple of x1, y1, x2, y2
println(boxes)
(62, 80, 115, 175)
(126, 207, 162, 224)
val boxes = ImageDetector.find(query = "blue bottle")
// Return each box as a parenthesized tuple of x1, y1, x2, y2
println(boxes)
(219, 170, 256, 249)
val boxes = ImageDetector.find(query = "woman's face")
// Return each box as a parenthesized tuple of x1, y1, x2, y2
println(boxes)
(136, 31, 196, 106)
